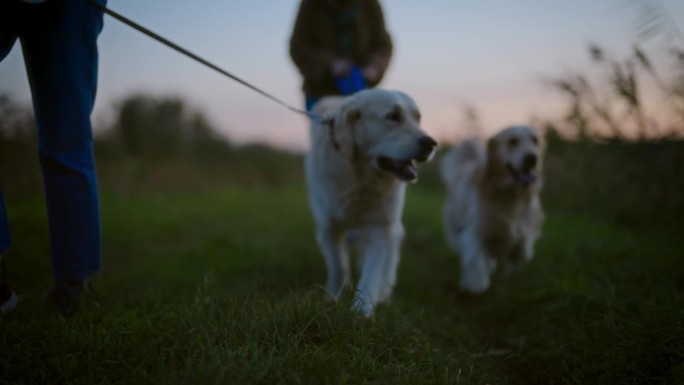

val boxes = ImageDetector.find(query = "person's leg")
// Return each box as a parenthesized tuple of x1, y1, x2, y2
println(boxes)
(0, 0, 19, 62)
(19, 0, 106, 283)
(0, 192, 11, 272)
(0, 261, 18, 313)
(0, 192, 18, 314)
(0, 0, 22, 257)
(0, 1, 21, 314)
(0, 191, 11, 257)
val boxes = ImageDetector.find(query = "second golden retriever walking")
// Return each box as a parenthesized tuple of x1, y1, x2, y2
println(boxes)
(441, 126, 545, 294)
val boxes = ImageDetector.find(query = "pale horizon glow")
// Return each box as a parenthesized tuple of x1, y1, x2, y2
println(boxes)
(1, 1, 682, 152)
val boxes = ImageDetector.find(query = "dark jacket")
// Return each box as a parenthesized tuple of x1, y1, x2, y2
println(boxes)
(289, 0, 393, 97)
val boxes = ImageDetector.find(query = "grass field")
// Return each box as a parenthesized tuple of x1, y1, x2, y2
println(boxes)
(1, 166, 683, 384)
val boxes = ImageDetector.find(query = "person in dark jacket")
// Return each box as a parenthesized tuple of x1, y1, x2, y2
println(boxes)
(289, 0, 393, 110)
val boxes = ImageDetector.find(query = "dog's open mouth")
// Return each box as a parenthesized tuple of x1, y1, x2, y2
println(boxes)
(378, 156, 419, 181)
(507, 163, 537, 187)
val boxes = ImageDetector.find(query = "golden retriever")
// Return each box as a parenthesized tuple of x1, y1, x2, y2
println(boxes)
(441, 126, 545, 294)
(306, 89, 437, 317)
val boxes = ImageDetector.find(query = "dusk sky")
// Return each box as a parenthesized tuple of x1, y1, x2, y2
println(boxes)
(1, 1, 682, 151)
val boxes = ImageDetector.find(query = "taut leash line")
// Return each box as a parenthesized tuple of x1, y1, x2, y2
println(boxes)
(85, 0, 323, 122)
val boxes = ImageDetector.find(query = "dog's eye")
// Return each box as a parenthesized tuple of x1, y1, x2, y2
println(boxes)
(531, 135, 539, 145)
(507, 137, 519, 148)
(385, 110, 401, 123)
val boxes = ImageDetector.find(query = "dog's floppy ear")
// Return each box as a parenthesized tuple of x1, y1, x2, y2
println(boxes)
(486, 136, 499, 163)
(538, 131, 547, 157)
(327, 99, 361, 157)
(483, 136, 502, 183)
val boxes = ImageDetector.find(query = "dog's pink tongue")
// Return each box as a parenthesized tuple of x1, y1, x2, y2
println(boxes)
(519, 173, 537, 185)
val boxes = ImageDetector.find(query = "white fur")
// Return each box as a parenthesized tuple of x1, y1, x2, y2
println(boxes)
(441, 126, 545, 294)
(306, 89, 436, 317)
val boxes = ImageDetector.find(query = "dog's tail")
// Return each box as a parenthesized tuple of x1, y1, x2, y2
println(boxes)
(440, 138, 484, 186)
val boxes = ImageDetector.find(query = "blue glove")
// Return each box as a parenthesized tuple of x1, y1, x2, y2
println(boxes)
(335, 66, 366, 96)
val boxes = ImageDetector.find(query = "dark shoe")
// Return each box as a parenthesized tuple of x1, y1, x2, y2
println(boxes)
(47, 279, 92, 316)
(0, 261, 18, 314)
(0, 282, 18, 314)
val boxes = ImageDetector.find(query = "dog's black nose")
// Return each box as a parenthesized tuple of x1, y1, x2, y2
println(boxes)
(418, 136, 437, 152)
(523, 153, 537, 169)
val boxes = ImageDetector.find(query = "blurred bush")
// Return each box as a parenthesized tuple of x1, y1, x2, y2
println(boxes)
(544, 43, 684, 139)
(535, 41, 684, 228)
(0, 93, 304, 195)
(98, 93, 230, 159)
(94, 93, 303, 193)
(541, 129, 683, 229)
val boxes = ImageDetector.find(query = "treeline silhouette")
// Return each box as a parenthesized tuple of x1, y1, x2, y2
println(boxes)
(1, 89, 682, 229)
(0, 93, 303, 195)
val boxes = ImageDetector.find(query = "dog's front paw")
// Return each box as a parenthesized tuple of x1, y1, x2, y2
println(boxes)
(459, 279, 490, 294)
(459, 269, 490, 294)
(460, 258, 491, 294)
(351, 296, 375, 318)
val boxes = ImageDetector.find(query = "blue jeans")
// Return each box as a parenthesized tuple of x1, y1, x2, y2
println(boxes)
(0, 0, 105, 281)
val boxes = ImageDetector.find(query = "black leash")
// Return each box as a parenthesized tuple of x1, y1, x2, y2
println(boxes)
(85, 0, 323, 122)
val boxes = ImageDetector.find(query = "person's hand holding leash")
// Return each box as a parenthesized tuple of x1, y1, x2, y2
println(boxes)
(330, 58, 353, 77)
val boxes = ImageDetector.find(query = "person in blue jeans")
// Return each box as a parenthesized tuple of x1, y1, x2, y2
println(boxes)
(0, 0, 106, 315)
